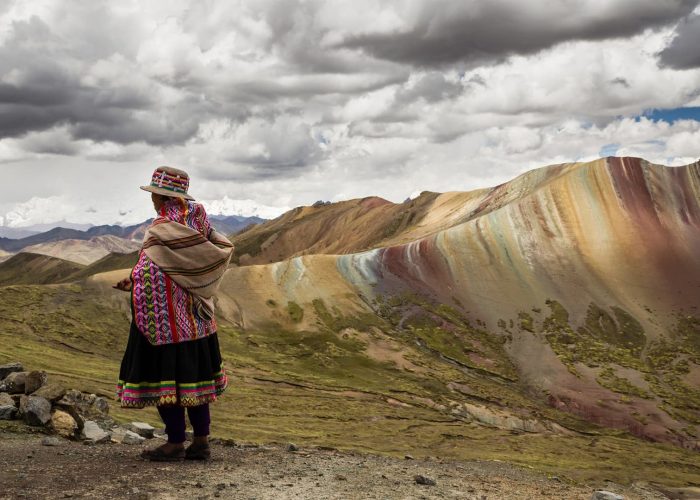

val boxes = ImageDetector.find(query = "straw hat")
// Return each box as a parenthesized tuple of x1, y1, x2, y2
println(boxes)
(140, 166, 195, 200)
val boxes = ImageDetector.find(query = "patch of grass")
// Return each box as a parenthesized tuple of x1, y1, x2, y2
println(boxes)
(286, 301, 304, 323)
(543, 301, 645, 373)
(596, 367, 652, 399)
(518, 312, 534, 332)
(373, 292, 517, 381)
(312, 298, 387, 333)
(541, 300, 700, 425)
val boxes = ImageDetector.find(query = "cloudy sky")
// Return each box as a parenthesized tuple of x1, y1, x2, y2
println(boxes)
(1, 0, 700, 229)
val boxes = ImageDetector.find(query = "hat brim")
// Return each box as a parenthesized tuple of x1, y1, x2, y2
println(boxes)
(140, 185, 195, 201)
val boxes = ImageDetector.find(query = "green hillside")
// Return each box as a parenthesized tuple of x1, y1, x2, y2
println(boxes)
(61, 251, 139, 282)
(0, 253, 85, 286)
(0, 283, 698, 487)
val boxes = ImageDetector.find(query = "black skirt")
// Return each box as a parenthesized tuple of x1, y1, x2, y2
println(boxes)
(116, 321, 227, 408)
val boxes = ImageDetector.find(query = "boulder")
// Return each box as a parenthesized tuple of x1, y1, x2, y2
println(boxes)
(81, 420, 110, 443)
(0, 392, 17, 420)
(51, 409, 78, 439)
(52, 401, 84, 432)
(111, 427, 145, 445)
(0, 362, 23, 380)
(0, 371, 28, 394)
(20, 396, 52, 426)
(31, 383, 67, 403)
(127, 422, 155, 439)
(24, 370, 47, 394)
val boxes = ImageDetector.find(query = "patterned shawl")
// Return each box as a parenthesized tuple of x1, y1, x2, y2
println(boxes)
(131, 199, 234, 345)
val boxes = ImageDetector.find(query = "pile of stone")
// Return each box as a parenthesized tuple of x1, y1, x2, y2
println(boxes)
(0, 361, 155, 445)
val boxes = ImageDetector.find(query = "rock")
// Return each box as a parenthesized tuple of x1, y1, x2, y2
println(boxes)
(51, 410, 78, 439)
(20, 396, 52, 426)
(24, 370, 47, 394)
(404, 454, 415, 460)
(31, 383, 66, 402)
(93, 396, 109, 415)
(81, 420, 110, 443)
(0, 392, 16, 406)
(52, 402, 84, 432)
(0, 392, 18, 420)
(55, 390, 109, 427)
(286, 443, 299, 452)
(414, 475, 436, 486)
(41, 436, 62, 446)
(0, 371, 28, 394)
(127, 422, 155, 439)
(591, 492, 624, 500)
(123, 430, 145, 445)
(0, 362, 23, 380)
(111, 427, 145, 445)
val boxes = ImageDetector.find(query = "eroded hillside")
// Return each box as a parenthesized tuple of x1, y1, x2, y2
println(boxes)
(215, 157, 700, 448)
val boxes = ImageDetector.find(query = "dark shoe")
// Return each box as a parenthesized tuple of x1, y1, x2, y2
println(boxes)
(141, 444, 185, 462)
(185, 442, 211, 460)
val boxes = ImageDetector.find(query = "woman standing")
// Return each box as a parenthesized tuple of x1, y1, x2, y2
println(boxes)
(114, 166, 234, 461)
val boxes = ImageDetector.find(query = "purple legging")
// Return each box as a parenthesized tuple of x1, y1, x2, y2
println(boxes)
(157, 404, 211, 444)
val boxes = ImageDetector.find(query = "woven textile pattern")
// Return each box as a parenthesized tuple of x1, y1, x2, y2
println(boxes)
(131, 199, 217, 345)
(116, 365, 227, 408)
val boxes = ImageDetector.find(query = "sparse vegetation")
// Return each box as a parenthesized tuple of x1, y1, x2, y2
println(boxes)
(596, 367, 652, 399)
(2, 283, 700, 485)
(518, 312, 534, 332)
(286, 301, 304, 323)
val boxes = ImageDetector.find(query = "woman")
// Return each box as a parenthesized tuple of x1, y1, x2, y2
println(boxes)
(114, 166, 234, 461)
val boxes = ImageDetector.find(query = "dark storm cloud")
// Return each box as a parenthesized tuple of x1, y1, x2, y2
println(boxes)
(659, 14, 700, 69)
(0, 15, 211, 146)
(339, 0, 698, 67)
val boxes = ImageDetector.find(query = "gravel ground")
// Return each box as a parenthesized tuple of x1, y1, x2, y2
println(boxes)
(0, 432, 685, 500)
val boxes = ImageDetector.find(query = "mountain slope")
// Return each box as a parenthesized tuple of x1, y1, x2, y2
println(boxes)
(60, 251, 140, 283)
(228, 160, 614, 266)
(211, 157, 700, 448)
(20, 235, 141, 265)
(0, 253, 86, 286)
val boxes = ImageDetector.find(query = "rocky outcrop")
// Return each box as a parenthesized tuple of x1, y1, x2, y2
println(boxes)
(0, 360, 159, 446)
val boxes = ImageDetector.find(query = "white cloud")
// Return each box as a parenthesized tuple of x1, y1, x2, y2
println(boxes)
(0, 0, 699, 228)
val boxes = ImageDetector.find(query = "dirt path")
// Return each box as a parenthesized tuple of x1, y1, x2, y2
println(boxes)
(0, 432, 677, 499)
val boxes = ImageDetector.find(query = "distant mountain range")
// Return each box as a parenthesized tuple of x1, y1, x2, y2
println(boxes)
(0, 214, 265, 254)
